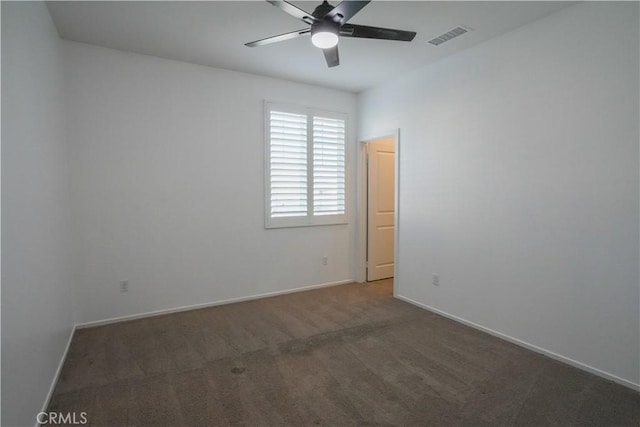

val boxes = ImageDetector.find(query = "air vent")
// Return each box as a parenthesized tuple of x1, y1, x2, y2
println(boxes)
(428, 26, 469, 46)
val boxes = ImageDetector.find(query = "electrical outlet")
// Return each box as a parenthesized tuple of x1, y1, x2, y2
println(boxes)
(432, 274, 439, 286)
(120, 280, 129, 292)
(322, 256, 328, 266)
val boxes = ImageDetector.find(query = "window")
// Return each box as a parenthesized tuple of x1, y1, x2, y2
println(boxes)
(265, 102, 347, 228)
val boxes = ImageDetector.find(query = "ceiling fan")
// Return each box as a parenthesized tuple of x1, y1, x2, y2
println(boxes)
(245, 0, 417, 68)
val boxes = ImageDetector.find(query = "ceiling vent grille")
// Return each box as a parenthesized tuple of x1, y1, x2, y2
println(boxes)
(428, 27, 469, 46)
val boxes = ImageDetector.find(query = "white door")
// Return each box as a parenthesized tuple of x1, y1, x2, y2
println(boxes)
(367, 137, 395, 281)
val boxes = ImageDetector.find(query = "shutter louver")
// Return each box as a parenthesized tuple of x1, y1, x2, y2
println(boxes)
(270, 111, 308, 218)
(313, 116, 346, 216)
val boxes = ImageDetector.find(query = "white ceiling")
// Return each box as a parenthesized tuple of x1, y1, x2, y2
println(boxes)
(47, 1, 574, 92)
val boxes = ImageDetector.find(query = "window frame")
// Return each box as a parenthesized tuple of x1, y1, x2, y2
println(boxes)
(264, 101, 348, 229)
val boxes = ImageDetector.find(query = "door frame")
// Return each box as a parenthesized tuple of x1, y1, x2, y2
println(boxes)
(356, 129, 401, 295)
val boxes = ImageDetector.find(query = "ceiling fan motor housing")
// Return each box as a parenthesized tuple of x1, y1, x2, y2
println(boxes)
(312, 20, 340, 36)
(312, 1, 339, 20)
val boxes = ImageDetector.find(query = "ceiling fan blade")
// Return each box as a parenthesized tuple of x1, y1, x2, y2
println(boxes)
(266, 0, 317, 25)
(245, 28, 310, 47)
(340, 24, 416, 41)
(323, 45, 340, 68)
(325, 1, 370, 25)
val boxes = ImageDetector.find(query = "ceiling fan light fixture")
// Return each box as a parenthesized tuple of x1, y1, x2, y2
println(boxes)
(311, 22, 339, 49)
(312, 31, 338, 49)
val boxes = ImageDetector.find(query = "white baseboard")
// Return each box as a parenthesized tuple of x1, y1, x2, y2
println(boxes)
(38, 325, 77, 427)
(76, 279, 355, 329)
(396, 294, 640, 392)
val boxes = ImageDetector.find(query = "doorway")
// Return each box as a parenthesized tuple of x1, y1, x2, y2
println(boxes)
(358, 131, 399, 286)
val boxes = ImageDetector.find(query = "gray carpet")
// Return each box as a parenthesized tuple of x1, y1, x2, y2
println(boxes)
(48, 280, 639, 426)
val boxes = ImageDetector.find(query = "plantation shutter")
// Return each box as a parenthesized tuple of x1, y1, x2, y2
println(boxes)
(266, 103, 347, 228)
(313, 116, 346, 216)
(269, 110, 308, 218)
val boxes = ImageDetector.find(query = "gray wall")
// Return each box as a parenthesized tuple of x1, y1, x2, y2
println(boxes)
(359, 1, 639, 387)
(2, 2, 77, 425)
(63, 41, 357, 325)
